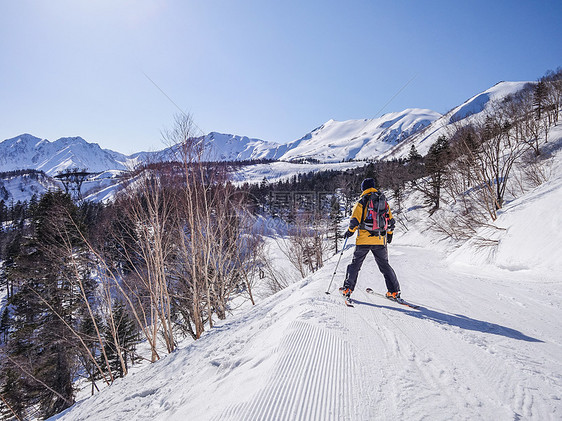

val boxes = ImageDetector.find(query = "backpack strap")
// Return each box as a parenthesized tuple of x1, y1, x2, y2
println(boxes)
(358, 193, 371, 230)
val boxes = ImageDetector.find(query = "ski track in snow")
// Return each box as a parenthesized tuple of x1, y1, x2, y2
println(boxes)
(52, 245, 562, 421)
(217, 319, 353, 420)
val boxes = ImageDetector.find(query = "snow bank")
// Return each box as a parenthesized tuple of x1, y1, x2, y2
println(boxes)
(449, 126, 562, 280)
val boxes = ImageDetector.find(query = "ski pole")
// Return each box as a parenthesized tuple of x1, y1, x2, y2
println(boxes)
(325, 237, 348, 295)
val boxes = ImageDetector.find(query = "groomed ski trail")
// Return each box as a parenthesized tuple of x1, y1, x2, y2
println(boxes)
(51, 245, 561, 421)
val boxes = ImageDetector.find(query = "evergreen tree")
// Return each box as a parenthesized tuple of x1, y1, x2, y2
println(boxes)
(78, 314, 102, 396)
(533, 80, 548, 120)
(408, 144, 422, 162)
(1, 234, 22, 299)
(0, 307, 8, 345)
(329, 195, 343, 253)
(424, 136, 450, 214)
(0, 191, 87, 419)
(0, 200, 7, 224)
(102, 301, 140, 379)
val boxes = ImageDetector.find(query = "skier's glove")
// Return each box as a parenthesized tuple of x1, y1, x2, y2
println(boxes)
(343, 229, 354, 239)
(386, 233, 393, 244)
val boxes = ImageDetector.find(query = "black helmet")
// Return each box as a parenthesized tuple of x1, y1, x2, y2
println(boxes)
(361, 178, 376, 191)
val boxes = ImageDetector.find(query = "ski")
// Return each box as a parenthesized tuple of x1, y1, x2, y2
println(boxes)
(365, 288, 419, 309)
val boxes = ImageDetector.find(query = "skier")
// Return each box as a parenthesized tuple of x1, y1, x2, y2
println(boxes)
(340, 178, 400, 301)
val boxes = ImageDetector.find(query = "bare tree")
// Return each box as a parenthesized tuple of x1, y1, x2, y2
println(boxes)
(277, 212, 330, 278)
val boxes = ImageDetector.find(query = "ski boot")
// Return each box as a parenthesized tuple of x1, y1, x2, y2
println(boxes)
(339, 287, 352, 298)
(385, 291, 401, 301)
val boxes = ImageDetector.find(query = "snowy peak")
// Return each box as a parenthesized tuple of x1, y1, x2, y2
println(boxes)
(276, 108, 441, 162)
(0, 135, 131, 176)
(381, 81, 533, 159)
(448, 81, 532, 124)
(0, 107, 439, 181)
(1, 134, 46, 157)
(203, 132, 280, 161)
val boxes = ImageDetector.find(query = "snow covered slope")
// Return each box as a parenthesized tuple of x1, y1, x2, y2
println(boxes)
(381, 81, 532, 159)
(447, 125, 562, 280)
(50, 241, 561, 420)
(0, 171, 60, 203)
(272, 108, 440, 162)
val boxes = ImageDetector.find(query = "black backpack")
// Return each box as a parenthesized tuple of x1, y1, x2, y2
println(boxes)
(359, 191, 389, 236)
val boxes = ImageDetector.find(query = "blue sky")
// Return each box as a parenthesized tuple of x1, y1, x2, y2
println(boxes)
(1, 0, 561, 154)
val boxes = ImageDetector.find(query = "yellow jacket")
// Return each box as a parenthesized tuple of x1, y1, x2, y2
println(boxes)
(346, 187, 395, 246)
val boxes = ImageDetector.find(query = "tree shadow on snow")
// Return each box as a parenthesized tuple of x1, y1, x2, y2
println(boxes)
(352, 299, 543, 343)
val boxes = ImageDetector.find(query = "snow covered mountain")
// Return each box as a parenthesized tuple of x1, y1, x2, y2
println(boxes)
(202, 132, 280, 161)
(381, 81, 533, 159)
(271, 108, 441, 162)
(0, 82, 532, 178)
(0, 108, 439, 178)
(0, 81, 534, 204)
(0, 110, 437, 202)
(0, 134, 134, 176)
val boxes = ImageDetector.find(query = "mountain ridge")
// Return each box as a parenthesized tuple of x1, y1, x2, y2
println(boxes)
(0, 81, 533, 203)
(0, 107, 440, 176)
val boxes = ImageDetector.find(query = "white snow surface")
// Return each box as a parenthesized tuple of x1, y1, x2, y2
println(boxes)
(51, 245, 562, 420)
(52, 134, 562, 420)
(447, 125, 562, 280)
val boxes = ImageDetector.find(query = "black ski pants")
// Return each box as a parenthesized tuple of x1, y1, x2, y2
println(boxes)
(343, 245, 400, 293)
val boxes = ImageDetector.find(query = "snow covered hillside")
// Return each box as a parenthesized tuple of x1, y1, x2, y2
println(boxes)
(271, 108, 440, 163)
(52, 135, 562, 420)
(0, 171, 60, 203)
(382, 81, 532, 159)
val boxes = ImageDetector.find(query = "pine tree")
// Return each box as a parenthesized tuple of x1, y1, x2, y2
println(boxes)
(0, 200, 7, 224)
(424, 136, 450, 214)
(1, 234, 22, 299)
(329, 195, 343, 253)
(0, 307, 8, 344)
(533, 80, 548, 120)
(101, 301, 140, 379)
(0, 191, 87, 419)
(408, 144, 422, 162)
